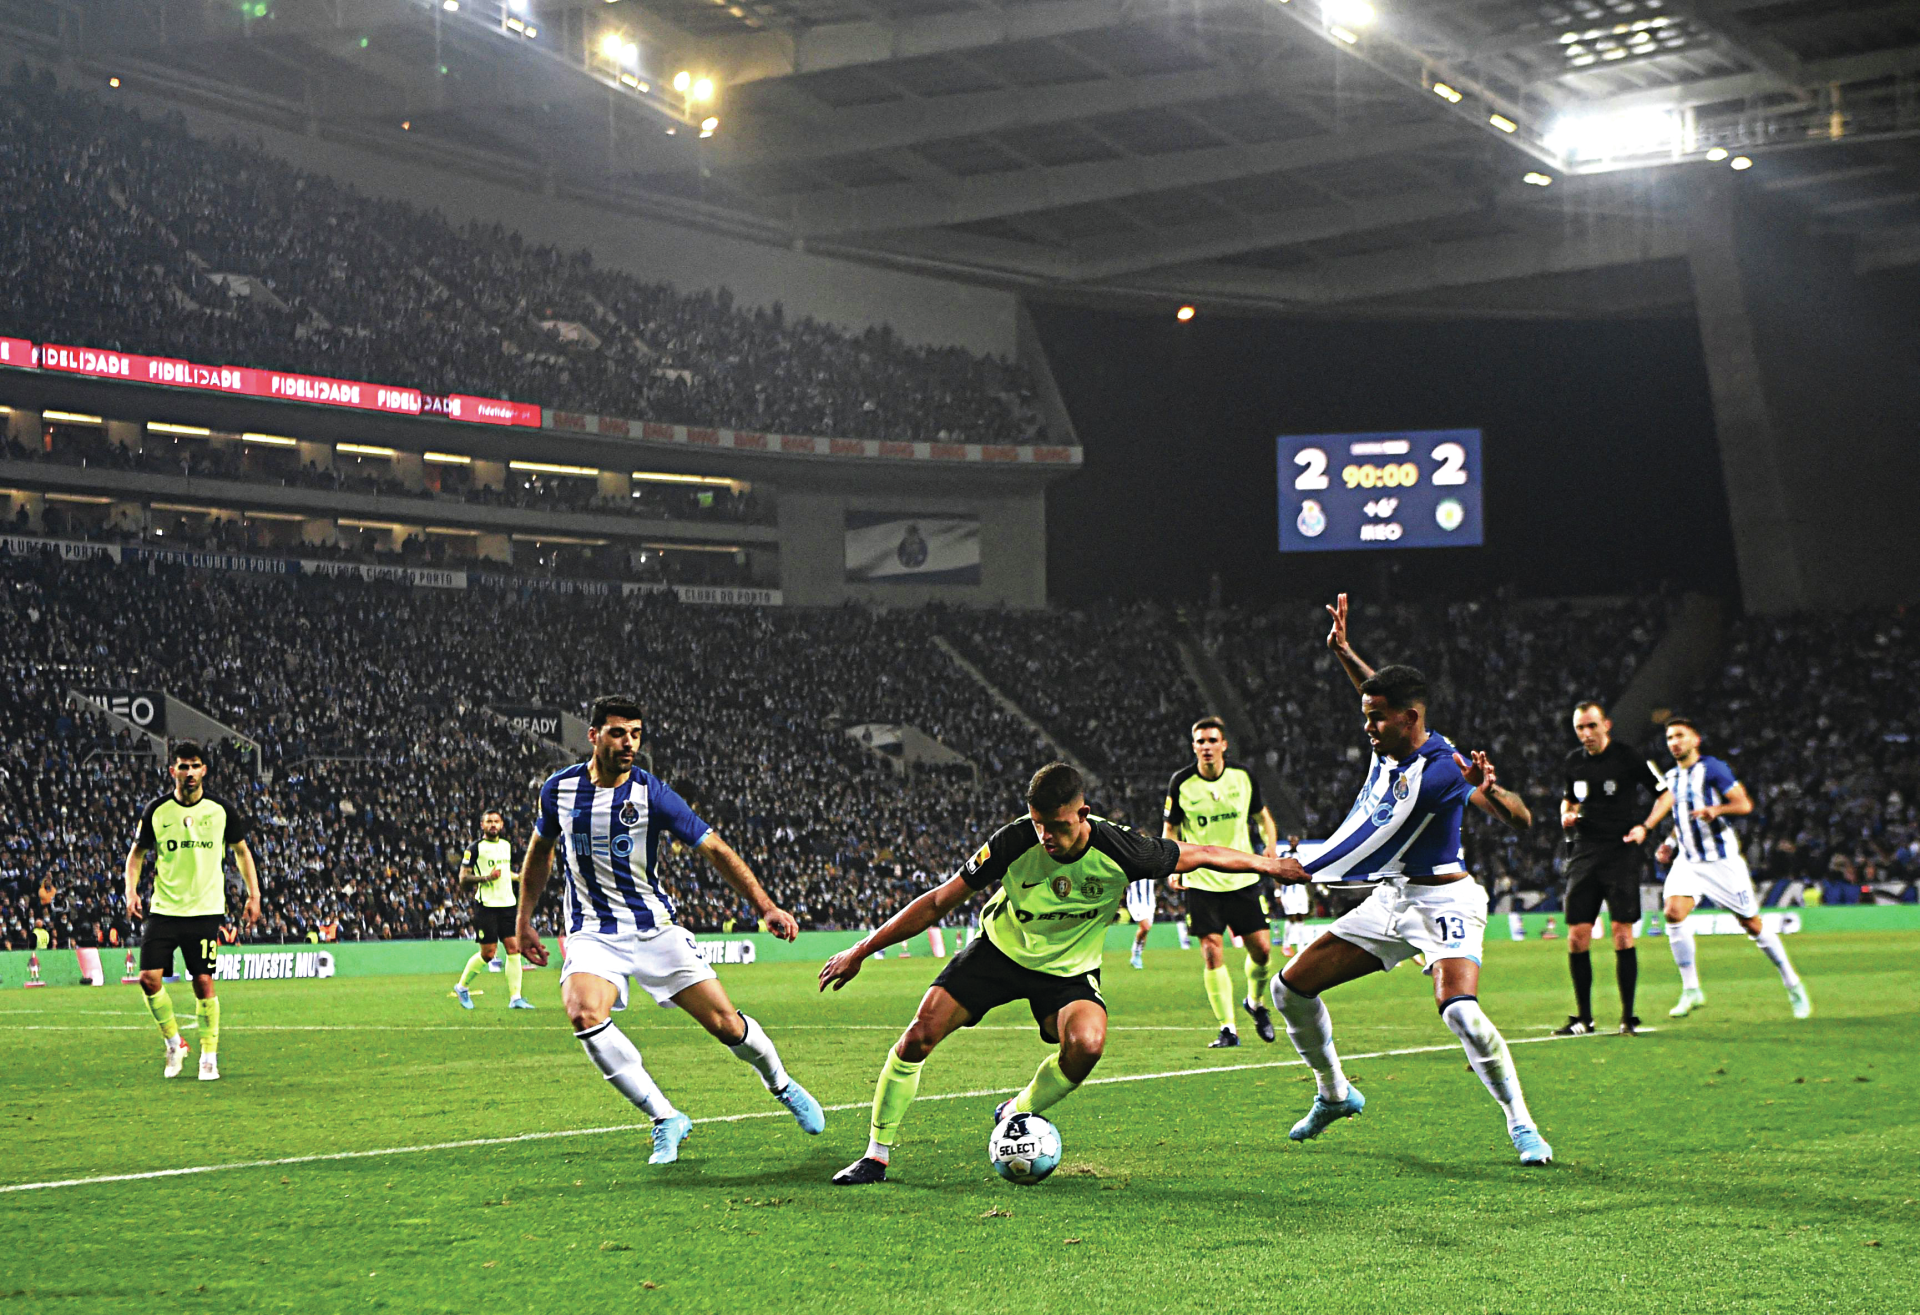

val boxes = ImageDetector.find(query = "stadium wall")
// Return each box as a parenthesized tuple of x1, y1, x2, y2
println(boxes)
(4, 46, 1017, 357)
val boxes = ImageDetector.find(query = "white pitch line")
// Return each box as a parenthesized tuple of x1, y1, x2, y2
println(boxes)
(0, 1031, 1611, 1196)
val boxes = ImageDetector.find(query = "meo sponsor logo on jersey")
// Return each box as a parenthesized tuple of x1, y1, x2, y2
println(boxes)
(570, 833, 636, 859)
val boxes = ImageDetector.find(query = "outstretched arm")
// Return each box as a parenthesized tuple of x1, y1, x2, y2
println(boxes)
(698, 832, 796, 941)
(819, 876, 975, 992)
(1174, 842, 1306, 885)
(1324, 592, 1375, 693)
(1460, 752, 1531, 832)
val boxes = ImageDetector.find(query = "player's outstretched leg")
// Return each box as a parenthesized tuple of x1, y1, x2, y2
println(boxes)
(1439, 994, 1550, 1165)
(1665, 907, 1705, 1016)
(1744, 920, 1809, 1018)
(1272, 976, 1363, 1138)
(674, 981, 823, 1134)
(577, 1019, 689, 1162)
(993, 1000, 1105, 1124)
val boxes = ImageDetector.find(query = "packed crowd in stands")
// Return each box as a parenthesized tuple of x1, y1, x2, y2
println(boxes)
(0, 69, 1045, 447)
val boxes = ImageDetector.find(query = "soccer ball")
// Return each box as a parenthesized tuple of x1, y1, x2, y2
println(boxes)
(989, 1112, 1062, 1185)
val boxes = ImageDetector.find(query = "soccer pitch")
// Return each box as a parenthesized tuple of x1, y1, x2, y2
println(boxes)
(4, 932, 1914, 1314)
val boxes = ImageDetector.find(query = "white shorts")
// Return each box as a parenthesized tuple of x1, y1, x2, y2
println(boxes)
(1664, 855, 1759, 920)
(1328, 877, 1487, 975)
(1125, 878, 1157, 924)
(561, 926, 716, 1011)
(1278, 883, 1310, 917)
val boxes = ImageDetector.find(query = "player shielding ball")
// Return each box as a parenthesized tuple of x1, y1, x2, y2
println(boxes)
(1627, 717, 1809, 1020)
(515, 695, 824, 1165)
(1272, 596, 1552, 1166)
(819, 762, 1298, 1185)
(452, 809, 533, 1010)
(124, 741, 262, 1081)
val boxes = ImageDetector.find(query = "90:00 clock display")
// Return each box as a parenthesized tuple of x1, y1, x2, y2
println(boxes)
(1276, 429, 1484, 553)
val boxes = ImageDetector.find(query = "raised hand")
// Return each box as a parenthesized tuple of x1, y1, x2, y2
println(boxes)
(1325, 592, 1350, 653)
(1455, 750, 1494, 791)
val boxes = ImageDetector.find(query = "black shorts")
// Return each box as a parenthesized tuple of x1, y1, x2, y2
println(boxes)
(474, 905, 519, 944)
(930, 934, 1105, 1042)
(1564, 845, 1644, 926)
(1187, 885, 1269, 938)
(140, 913, 223, 977)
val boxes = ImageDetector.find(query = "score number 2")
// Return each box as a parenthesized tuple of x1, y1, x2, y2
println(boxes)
(1293, 447, 1330, 490)
(1295, 442, 1469, 491)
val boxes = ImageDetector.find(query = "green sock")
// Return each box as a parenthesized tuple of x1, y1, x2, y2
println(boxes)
(1245, 953, 1275, 1010)
(196, 996, 221, 1055)
(145, 988, 180, 1042)
(457, 952, 486, 989)
(868, 1050, 926, 1150)
(1204, 964, 1236, 1032)
(505, 953, 524, 999)
(1012, 1053, 1080, 1117)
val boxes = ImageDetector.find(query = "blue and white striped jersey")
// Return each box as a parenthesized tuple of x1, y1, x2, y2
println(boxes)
(1663, 756, 1741, 863)
(535, 763, 713, 935)
(1300, 731, 1472, 883)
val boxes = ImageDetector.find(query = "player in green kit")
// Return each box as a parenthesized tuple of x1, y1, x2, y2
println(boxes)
(819, 762, 1303, 1184)
(1164, 717, 1282, 1047)
(453, 810, 532, 1010)
(124, 742, 261, 1081)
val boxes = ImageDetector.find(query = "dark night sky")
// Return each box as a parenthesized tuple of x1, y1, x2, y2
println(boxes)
(1033, 304, 1738, 608)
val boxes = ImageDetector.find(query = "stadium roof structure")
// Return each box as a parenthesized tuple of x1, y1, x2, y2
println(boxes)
(14, 0, 1920, 316)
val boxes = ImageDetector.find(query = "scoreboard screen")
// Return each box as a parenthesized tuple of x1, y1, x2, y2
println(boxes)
(1277, 429, 1484, 553)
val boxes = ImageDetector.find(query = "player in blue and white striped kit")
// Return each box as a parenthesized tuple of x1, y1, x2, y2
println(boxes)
(1626, 717, 1809, 1019)
(515, 694, 824, 1164)
(1267, 595, 1554, 1166)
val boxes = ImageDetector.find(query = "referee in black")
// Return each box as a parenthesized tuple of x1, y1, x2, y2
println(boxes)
(1556, 701, 1663, 1035)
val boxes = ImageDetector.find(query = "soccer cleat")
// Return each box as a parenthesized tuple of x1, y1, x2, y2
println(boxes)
(1241, 996, 1277, 1043)
(831, 1156, 888, 1186)
(487, 958, 504, 973)
(508, 996, 535, 1010)
(197, 1054, 220, 1082)
(1787, 982, 1811, 1020)
(1552, 1016, 1595, 1037)
(1289, 1085, 1365, 1141)
(1619, 1015, 1642, 1036)
(648, 1113, 693, 1165)
(993, 1097, 1017, 1124)
(455, 984, 474, 1010)
(1130, 945, 1144, 970)
(1207, 1027, 1240, 1049)
(163, 1036, 187, 1079)
(1511, 1125, 1554, 1166)
(1668, 987, 1706, 1018)
(773, 1080, 825, 1135)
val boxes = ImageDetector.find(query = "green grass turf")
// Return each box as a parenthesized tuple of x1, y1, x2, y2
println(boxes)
(2, 931, 1914, 1314)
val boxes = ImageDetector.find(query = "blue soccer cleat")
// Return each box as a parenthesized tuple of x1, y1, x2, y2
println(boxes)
(1511, 1125, 1554, 1166)
(774, 1080, 825, 1135)
(1129, 944, 1144, 970)
(993, 1097, 1018, 1124)
(1289, 1085, 1366, 1141)
(508, 996, 535, 1010)
(649, 1112, 693, 1165)
(454, 984, 474, 1010)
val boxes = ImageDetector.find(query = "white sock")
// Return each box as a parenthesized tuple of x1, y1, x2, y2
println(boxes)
(864, 1138, 890, 1165)
(1750, 930, 1801, 988)
(1667, 919, 1701, 990)
(1508, 912, 1526, 941)
(1176, 923, 1191, 950)
(1272, 976, 1348, 1101)
(726, 1013, 790, 1093)
(1441, 997, 1534, 1134)
(577, 1021, 677, 1121)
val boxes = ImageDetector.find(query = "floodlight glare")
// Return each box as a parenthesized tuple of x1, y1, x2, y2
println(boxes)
(1730, 155, 1753, 171)
(1431, 82, 1462, 104)
(508, 0, 529, 11)
(601, 33, 625, 60)
(692, 76, 715, 101)
(1175, 305, 1196, 322)
(1522, 171, 1554, 187)
(673, 70, 692, 93)
(1324, 0, 1375, 28)
(1488, 114, 1517, 133)
(1704, 146, 1729, 161)
(701, 116, 719, 131)
(442, 0, 458, 11)
(1546, 108, 1675, 161)
(622, 41, 639, 67)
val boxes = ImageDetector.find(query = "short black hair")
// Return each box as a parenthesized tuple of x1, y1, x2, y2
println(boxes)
(482, 808, 504, 820)
(1191, 715, 1228, 737)
(589, 694, 645, 728)
(1359, 664, 1429, 711)
(170, 741, 207, 766)
(1664, 715, 1700, 735)
(1025, 761, 1085, 814)
(1573, 700, 1607, 718)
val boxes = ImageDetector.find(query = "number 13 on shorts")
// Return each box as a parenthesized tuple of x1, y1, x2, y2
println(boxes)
(1432, 915, 1467, 943)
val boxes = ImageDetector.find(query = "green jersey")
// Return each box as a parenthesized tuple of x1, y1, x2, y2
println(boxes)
(464, 837, 516, 907)
(964, 817, 1179, 976)
(1164, 763, 1266, 892)
(135, 793, 250, 917)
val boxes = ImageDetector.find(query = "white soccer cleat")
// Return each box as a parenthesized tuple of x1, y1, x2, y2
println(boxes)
(163, 1036, 187, 1079)
(1669, 987, 1706, 1018)
(1787, 982, 1811, 1019)
(198, 1054, 220, 1082)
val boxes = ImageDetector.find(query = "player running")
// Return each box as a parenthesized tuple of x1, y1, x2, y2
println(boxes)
(1627, 717, 1809, 1020)
(123, 741, 262, 1081)
(1555, 702, 1664, 1035)
(1163, 717, 1282, 1047)
(452, 809, 532, 1010)
(1124, 865, 1157, 969)
(515, 694, 824, 1165)
(820, 761, 1298, 1185)
(1272, 596, 1552, 1166)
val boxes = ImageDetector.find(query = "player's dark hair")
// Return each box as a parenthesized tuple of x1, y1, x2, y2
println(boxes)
(1026, 761, 1085, 814)
(170, 741, 207, 766)
(1572, 700, 1606, 718)
(482, 808, 504, 820)
(589, 694, 645, 728)
(1359, 665, 1428, 711)
(1191, 715, 1228, 737)
(1664, 715, 1700, 735)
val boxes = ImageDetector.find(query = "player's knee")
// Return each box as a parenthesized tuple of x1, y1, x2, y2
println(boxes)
(1664, 902, 1690, 923)
(1566, 925, 1592, 951)
(566, 1000, 609, 1032)
(1059, 1033, 1104, 1077)
(897, 1022, 942, 1063)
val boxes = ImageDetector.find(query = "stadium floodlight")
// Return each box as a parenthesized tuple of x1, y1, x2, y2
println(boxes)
(109, 77, 120, 88)
(692, 76, 715, 101)
(701, 116, 719, 131)
(241, 432, 297, 446)
(42, 410, 104, 424)
(337, 443, 398, 457)
(147, 422, 212, 436)
(1546, 108, 1676, 162)
(1175, 305, 1196, 322)
(1431, 82, 1462, 104)
(507, 0, 528, 12)
(1488, 114, 1517, 134)
(422, 451, 472, 465)
(600, 33, 625, 60)
(673, 70, 692, 93)
(1324, 0, 1375, 28)
(1704, 147, 1729, 162)
(1522, 171, 1554, 187)
(509, 460, 600, 476)
(1730, 156, 1753, 171)
(632, 471, 741, 488)
(442, 0, 458, 11)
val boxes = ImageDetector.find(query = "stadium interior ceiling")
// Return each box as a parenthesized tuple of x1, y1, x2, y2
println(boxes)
(8, 0, 1918, 319)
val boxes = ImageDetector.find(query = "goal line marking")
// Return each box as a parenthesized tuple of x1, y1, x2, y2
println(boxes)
(0, 1030, 1611, 1196)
